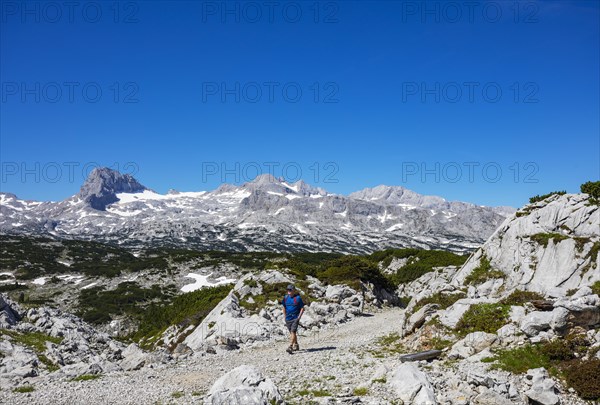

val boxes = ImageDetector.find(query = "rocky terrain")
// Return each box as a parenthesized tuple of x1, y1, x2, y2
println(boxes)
(0, 167, 514, 254)
(1, 189, 599, 404)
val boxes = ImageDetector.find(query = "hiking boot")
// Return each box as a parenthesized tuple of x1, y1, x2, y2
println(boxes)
(292, 344, 299, 351)
(286, 345, 294, 354)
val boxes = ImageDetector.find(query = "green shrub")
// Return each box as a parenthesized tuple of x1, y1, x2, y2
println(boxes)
(464, 256, 505, 286)
(77, 282, 175, 325)
(317, 255, 393, 291)
(455, 303, 510, 335)
(1, 329, 63, 352)
(592, 281, 600, 296)
(13, 385, 35, 393)
(500, 290, 544, 306)
(131, 284, 232, 347)
(529, 191, 566, 204)
(487, 344, 550, 373)
(353, 387, 368, 396)
(413, 292, 466, 312)
(72, 374, 101, 382)
(563, 359, 600, 400)
(581, 180, 600, 205)
(530, 233, 569, 247)
(384, 249, 467, 285)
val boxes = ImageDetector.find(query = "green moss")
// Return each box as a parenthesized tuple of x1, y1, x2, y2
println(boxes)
(455, 303, 510, 335)
(591, 281, 600, 296)
(171, 391, 184, 398)
(71, 374, 101, 382)
(1, 329, 63, 352)
(353, 387, 368, 396)
(500, 290, 544, 306)
(13, 385, 35, 393)
(530, 233, 569, 247)
(413, 291, 466, 312)
(486, 344, 551, 374)
(464, 256, 505, 286)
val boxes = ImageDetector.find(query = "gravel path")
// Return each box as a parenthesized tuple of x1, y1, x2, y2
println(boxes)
(2, 307, 407, 404)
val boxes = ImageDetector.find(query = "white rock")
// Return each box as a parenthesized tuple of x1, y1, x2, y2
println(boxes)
(449, 332, 497, 359)
(525, 368, 560, 405)
(519, 311, 553, 337)
(388, 363, 436, 404)
(205, 364, 283, 405)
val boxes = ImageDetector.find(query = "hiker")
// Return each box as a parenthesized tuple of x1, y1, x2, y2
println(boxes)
(281, 284, 305, 353)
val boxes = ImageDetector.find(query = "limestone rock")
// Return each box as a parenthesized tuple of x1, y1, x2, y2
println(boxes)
(205, 365, 283, 405)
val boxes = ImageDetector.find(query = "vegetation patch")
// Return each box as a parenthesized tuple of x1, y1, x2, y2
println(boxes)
(72, 374, 101, 382)
(529, 191, 566, 204)
(353, 387, 368, 396)
(564, 359, 600, 400)
(530, 233, 569, 247)
(413, 291, 466, 313)
(464, 256, 505, 286)
(483, 335, 598, 400)
(591, 281, 600, 296)
(369, 332, 407, 358)
(370, 249, 467, 285)
(455, 303, 510, 335)
(13, 385, 35, 393)
(131, 284, 232, 349)
(77, 282, 176, 325)
(1, 329, 63, 352)
(238, 282, 290, 313)
(581, 180, 600, 205)
(484, 344, 551, 374)
(500, 290, 544, 306)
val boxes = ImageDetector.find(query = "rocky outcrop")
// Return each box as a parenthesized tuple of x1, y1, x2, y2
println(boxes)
(204, 365, 283, 405)
(0, 294, 162, 387)
(452, 193, 599, 297)
(77, 167, 147, 210)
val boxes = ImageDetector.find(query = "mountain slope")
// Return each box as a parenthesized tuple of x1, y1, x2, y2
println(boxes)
(0, 168, 515, 253)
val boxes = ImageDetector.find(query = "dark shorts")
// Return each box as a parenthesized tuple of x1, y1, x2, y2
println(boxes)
(285, 318, 300, 333)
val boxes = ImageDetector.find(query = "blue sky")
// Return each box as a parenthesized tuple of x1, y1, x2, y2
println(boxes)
(1, 0, 598, 207)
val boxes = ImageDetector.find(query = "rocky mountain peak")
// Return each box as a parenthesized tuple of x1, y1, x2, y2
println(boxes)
(78, 167, 147, 211)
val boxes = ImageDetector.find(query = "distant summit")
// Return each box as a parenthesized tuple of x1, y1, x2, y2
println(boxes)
(1, 169, 516, 253)
(78, 167, 147, 210)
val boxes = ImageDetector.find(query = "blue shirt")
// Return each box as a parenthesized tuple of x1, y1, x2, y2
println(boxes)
(282, 294, 304, 321)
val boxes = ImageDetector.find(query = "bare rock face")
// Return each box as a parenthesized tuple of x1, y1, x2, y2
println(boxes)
(0, 168, 513, 253)
(77, 167, 147, 210)
(452, 193, 600, 297)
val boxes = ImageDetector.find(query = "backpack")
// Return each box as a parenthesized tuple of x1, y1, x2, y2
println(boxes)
(283, 295, 299, 306)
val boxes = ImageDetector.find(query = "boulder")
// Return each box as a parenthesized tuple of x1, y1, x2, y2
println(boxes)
(524, 368, 560, 405)
(448, 332, 497, 359)
(519, 311, 553, 337)
(388, 363, 436, 405)
(404, 304, 439, 335)
(205, 365, 283, 405)
(119, 343, 147, 371)
(325, 285, 356, 303)
(0, 295, 21, 328)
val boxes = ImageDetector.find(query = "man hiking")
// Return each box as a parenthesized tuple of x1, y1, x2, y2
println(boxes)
(281, 284, 305, 354)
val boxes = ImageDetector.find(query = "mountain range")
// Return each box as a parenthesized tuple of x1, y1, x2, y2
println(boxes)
(0, 167, 515, 253)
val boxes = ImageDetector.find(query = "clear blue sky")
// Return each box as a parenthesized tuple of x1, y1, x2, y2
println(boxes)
(1, 0, 598, 207)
